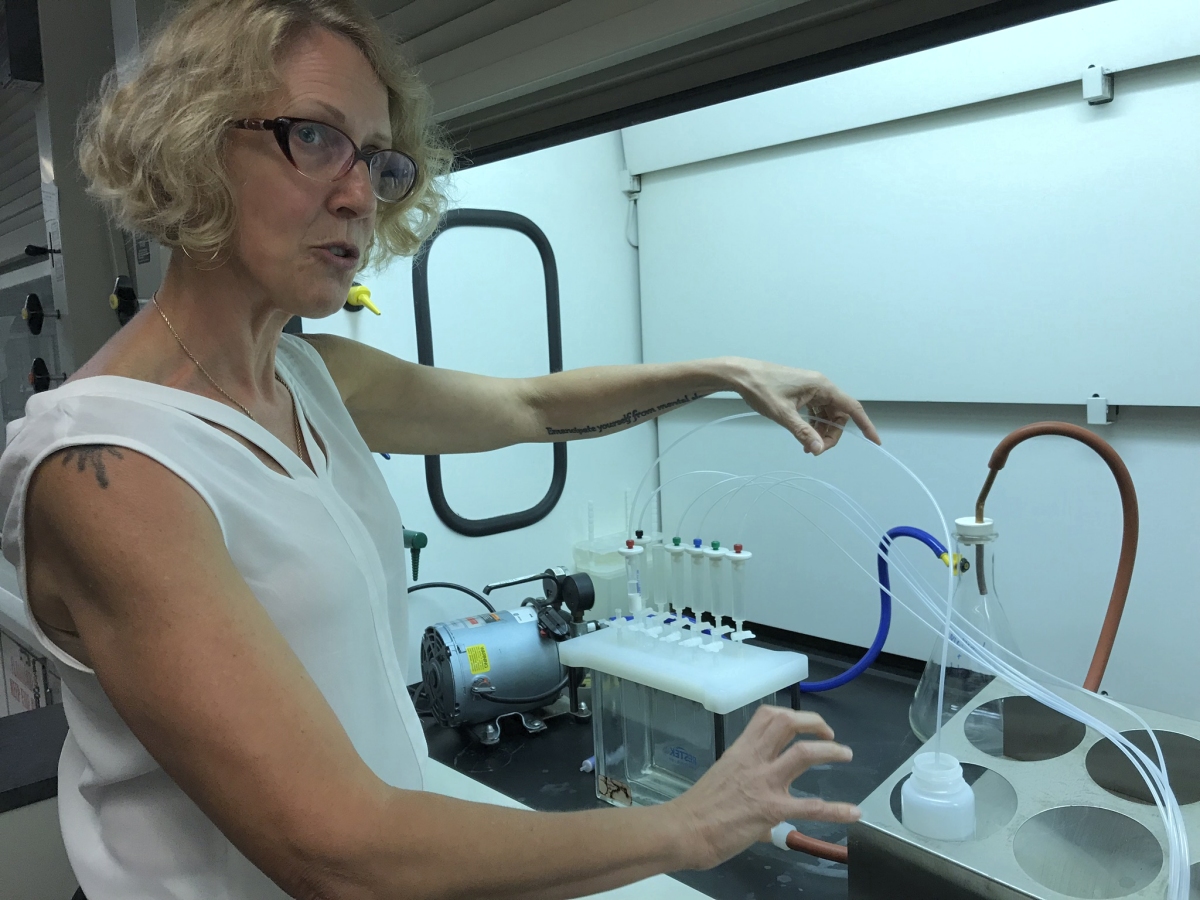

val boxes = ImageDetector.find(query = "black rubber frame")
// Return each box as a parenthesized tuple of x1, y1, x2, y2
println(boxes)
(412, 208, 567, 537)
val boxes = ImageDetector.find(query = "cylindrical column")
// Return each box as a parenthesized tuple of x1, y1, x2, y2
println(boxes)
(704, 541, 730, 640)
(633, 529, 654, 607)
(686, 537, 707, 616)
(666, 537, 686, 613)
(617, 540, 644, 616)
(729, 544, 753, 640)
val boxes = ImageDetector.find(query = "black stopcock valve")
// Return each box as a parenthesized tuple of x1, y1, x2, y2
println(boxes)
(403, 529, 428, 581)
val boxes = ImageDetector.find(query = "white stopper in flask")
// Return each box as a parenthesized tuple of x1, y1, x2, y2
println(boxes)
(953, 516, 997, 544)
(900, 752, 976, 842)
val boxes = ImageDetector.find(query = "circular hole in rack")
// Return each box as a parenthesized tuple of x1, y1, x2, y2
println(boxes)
(1085, 730, 1200, 806)
(888, 762, 1017, 841)
(964, 695, 1086, 761)
(1013, 806, 1162, 898)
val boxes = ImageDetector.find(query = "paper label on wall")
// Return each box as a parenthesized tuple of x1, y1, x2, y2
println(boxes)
(507, 607, 537, 624)
(466, 644, 491, 675)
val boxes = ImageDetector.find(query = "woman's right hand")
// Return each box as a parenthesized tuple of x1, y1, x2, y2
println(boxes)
(666, 706, 860, 870)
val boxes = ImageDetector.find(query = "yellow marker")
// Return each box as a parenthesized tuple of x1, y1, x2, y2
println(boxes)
(346, 284, 380, 316)
(108, 294, 120, 310)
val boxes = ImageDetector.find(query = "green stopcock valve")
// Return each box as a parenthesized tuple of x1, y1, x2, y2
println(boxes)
(672, 536, 682, 546)
(711, 540, 721, 551)
(403, 529, 428, 581)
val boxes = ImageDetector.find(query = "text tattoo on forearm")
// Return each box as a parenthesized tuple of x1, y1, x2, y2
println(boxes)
(545, 393, 702, 437)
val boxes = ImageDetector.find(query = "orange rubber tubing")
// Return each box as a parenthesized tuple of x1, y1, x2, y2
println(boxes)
(785, 829, 848, 864)
(974, 422, 1138, 692)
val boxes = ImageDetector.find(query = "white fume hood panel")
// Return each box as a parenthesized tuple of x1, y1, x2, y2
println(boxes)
(637, 57, 1200, 407)
(622, 0, 1200, 176)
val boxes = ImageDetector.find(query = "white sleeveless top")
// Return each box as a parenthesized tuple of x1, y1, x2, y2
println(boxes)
(0, 334, 427, 899)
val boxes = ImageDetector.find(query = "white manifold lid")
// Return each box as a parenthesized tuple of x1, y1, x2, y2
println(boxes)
(559, 625, 807, 714)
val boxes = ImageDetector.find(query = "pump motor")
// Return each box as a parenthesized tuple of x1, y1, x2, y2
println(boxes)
(419, 570, 594, 744)
(421, 607, 563, 729)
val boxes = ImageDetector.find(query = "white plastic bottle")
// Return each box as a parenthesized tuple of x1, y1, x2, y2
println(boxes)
(900, 752, 976, 841)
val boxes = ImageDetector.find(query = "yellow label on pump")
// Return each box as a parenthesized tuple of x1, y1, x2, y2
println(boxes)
(466, 644, 491, 675)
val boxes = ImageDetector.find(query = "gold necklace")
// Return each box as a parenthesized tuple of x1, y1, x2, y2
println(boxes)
(153, 294, 306, 463)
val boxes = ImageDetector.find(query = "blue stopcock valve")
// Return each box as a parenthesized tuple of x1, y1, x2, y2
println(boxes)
(693, 538, 703, 548)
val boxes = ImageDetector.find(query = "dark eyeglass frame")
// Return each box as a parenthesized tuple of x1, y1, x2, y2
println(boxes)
(230, 116, 418, 203)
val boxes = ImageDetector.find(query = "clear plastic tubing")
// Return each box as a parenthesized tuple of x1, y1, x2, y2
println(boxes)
(716, 473, 1183, 888)
(629, 412, 1188, 898)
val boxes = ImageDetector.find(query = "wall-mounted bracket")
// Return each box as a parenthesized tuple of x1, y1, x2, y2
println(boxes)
(1087, 394, 1116, 425)
(1083, 65, 1114, 105)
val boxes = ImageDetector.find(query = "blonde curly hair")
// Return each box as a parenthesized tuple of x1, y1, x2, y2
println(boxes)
(78, 0, 451, 267)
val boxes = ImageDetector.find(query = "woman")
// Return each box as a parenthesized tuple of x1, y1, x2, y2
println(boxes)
(0, 2, 879, 898)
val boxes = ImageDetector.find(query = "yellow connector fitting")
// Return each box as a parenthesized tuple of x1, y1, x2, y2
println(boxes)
(346, 284, 380, 315)
(939, 552, 969, 575)
(108, 294, 120, 310)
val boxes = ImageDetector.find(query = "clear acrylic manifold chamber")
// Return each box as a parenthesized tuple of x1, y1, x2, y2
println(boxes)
(558, 617, 808, 807)
(591, 671, 790, 806)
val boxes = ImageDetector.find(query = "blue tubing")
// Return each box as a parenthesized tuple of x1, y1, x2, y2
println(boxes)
(799, 526, 947, 693)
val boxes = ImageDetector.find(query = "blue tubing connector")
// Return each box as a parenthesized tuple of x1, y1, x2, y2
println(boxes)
(799, 526, 948, 693)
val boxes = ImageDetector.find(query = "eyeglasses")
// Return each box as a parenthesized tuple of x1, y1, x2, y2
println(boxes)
(230, 117, 418, 203)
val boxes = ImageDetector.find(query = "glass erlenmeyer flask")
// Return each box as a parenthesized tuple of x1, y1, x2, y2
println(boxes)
(909, 517, 1020, 744)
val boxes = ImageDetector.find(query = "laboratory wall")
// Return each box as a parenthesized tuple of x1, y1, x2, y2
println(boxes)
(304, 132, 650, 681)
(634, 0, 1200, 720)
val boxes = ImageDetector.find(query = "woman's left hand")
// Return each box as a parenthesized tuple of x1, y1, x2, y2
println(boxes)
(729, 358, 880, 455)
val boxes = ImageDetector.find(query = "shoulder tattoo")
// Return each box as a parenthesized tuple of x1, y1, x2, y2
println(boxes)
(60, 445, 124, 489)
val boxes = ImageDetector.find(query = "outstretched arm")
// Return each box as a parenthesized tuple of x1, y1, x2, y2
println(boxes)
(303, 333, 879, 456)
